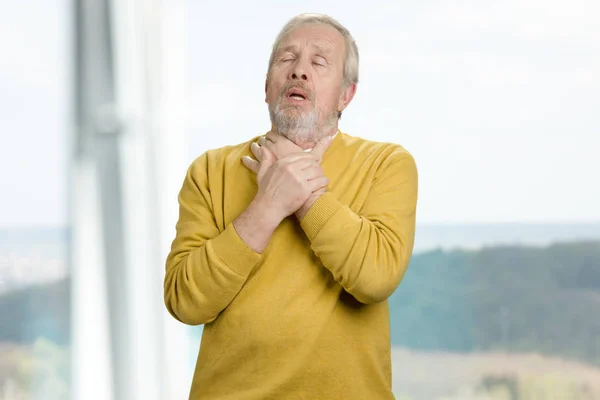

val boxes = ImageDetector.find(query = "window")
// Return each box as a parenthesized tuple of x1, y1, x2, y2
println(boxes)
(0, 2, 71, 399)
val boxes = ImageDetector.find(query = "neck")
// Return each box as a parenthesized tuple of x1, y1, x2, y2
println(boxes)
(270, 124, 338, 150)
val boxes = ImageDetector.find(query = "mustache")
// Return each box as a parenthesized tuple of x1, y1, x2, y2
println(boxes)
(280, 82, 314, 101)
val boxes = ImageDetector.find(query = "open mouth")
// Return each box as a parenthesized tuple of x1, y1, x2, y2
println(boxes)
(286, 88, 309, 101)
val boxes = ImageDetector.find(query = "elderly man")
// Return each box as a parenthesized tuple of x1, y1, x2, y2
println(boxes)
(164, 13, 418, 400)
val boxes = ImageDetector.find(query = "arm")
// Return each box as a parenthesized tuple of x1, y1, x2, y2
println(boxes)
(299, 150, 418, 304)
(164, 154, 277, 325)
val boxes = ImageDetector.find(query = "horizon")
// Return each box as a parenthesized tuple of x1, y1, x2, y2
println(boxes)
(2, 221, 600, 257)
(2, 220, 600, 231)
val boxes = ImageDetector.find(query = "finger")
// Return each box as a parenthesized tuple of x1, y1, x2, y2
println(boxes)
(307, 176, 329, 191)
(259, 145, 276, 171)
(259, 136, 277, 150)
(301, 164, 325, 180)
(250, 142, 262, 161)
(310, 135, 334, 161)
(277, 156, 318, 173)
(265, 131, 281, 143)
(278, 152, 318, 165)
(266, 131, 300, 149)
(241, 156, 260, 174)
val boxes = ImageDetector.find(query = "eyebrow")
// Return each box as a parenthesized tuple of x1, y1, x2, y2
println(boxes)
(278, 44, 334, 59)
(312, 45, 333, 59)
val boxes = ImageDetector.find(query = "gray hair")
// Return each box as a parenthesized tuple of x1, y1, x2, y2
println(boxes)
(267, 13, 359, 87)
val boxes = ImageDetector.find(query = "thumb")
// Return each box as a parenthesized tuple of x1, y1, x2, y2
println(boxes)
(311, 135, 334, 162)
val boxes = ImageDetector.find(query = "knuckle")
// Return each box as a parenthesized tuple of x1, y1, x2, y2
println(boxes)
(284, 163, 295, 173)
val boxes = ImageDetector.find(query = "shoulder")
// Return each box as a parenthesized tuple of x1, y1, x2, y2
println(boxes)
(186, 134, 262, 177)
(337, 132, 417, 191)
(337, 131, 416, 170)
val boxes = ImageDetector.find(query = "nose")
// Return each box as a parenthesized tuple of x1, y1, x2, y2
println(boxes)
(291, 71, 308, 81)
(288, 59, 309, 82)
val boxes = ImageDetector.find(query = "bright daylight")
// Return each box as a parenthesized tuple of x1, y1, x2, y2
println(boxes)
(1, 1, 599, 399)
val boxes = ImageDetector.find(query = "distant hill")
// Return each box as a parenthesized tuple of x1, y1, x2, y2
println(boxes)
(0, 278, 70, 345)
(389, 241, 600, 366)
(1, 241, 599, 367)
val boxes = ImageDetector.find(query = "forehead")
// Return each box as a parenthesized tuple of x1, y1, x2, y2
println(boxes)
(279, 23, 345, 56)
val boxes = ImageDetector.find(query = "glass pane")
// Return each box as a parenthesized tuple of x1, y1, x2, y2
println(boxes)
(0, 1, 71, 399)
(183, 2, 600, 398)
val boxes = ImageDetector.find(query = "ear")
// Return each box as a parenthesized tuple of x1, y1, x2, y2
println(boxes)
(337, 83, 357, 114)
(265, 78, 269, 103)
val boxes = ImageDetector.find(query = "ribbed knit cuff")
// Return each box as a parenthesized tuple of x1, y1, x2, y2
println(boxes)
(210, 222, 262, 277)
(300, 192, 344, 240)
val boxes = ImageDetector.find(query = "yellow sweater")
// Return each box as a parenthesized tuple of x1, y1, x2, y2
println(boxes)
(164, 131, 418, 399)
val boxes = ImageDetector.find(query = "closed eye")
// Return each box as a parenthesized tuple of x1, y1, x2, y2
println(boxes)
(279, 52, 296, 63)
(313, 56, 328, 67)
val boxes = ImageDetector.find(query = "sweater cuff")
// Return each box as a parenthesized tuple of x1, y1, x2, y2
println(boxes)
(300, 191, 344, 240)
(210, 222, 262, 277)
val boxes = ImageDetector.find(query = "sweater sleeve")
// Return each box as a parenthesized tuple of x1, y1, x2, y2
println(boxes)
(299, 150, 418, 304)
(164, 154, 262, 325)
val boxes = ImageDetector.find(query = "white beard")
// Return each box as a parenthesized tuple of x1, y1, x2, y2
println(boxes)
(268, 100, 338, 146)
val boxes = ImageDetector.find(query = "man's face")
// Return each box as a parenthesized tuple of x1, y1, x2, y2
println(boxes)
(266, 23, 348, 146)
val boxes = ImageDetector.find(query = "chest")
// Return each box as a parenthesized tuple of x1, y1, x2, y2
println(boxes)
(207, 151, 378, 232)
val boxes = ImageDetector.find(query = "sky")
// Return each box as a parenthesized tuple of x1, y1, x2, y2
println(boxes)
(1, 0, 599, 227)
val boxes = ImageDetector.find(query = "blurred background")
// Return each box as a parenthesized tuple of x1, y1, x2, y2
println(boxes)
(1, 0, 599, 399)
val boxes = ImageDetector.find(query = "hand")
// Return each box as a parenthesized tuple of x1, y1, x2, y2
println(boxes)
(247, 133, 332, 220)
(242, 144, 330, 221)
(259, 131, 328, 163)
(260, 133, 332, 219)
